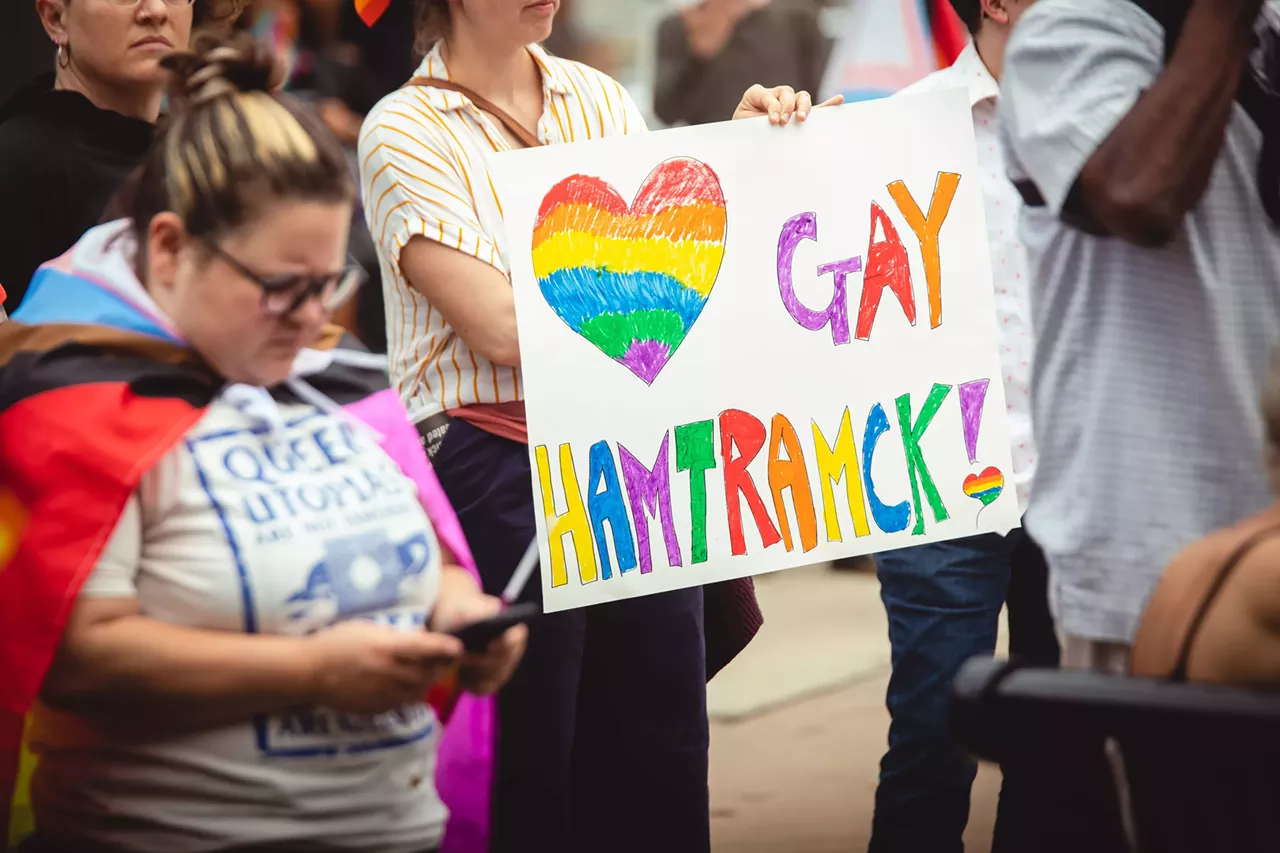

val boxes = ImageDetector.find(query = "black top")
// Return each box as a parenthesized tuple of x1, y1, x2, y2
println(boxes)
(0, 75, 154, 312)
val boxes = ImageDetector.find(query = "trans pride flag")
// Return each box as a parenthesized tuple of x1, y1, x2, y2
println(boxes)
(820, 0, 969, 103)
(531, 157, 726, 385)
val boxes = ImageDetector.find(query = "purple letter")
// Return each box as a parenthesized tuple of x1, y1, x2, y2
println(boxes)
(777, 212, 855, 345)
(618, 434, 682, 574)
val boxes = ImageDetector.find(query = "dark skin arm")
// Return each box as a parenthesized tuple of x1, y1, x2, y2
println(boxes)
(1077, 0, 1263, 247)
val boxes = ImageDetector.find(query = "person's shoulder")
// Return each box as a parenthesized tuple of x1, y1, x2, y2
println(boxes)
(363, 83, 427, 128)
(1132, 512, 1280, 676)
(359, 84, 453, 160)
(1009, 0, 1162, 59)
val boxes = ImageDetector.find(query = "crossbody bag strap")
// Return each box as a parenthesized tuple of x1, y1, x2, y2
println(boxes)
(405, 77, 543, 149)
(1169, 522, 1280, 682)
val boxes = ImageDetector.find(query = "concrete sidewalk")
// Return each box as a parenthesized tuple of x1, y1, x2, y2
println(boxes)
(708, 564, 1000, 852)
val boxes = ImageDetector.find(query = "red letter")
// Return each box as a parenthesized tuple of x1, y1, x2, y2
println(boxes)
(856, 203, 916, 340)
(889, 172, 961, 330)
(719, 410, 782, 556)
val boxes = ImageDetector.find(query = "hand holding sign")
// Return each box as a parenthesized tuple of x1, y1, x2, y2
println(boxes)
(492, 89, 1019, 613)
(733, 84, 845, 124)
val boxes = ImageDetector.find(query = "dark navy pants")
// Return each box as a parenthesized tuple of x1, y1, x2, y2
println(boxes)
(869, 528, 1059, 853)
(431, 420, 711, 853)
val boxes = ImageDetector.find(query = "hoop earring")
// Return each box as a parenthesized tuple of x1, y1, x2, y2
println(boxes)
(57, 42, 70, 69)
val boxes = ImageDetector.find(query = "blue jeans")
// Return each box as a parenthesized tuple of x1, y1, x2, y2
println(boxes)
(869, 529, 1058, 853)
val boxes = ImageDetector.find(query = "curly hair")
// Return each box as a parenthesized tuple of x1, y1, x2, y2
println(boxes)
(413, 0, 451, 57)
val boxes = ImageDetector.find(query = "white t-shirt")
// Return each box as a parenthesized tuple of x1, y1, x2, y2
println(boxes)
(30, 395, 449, 853)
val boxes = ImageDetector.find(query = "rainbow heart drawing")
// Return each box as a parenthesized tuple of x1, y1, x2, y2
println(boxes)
(962, 467, 1005, 507)
(532, 157, 726, 384)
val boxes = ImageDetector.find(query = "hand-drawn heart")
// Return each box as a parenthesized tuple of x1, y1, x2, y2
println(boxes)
(532, 157, 726, 384)
(963, 467, 1005, 507)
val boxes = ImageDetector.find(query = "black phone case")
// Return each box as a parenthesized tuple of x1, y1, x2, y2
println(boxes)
(449, 602, 540, 652)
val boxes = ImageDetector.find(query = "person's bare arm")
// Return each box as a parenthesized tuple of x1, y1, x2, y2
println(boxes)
(42, 597, 462, 739)
(1076, 0, 1264, 246)
(399, 237, 521, 367)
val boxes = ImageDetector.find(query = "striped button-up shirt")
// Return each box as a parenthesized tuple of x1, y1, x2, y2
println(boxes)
(359, 41, 648, 422)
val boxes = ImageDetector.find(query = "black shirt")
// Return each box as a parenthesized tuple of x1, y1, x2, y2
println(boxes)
(0, 75, 154, 312)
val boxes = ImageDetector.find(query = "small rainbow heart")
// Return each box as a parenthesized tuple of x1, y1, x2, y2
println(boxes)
(963, 467, 1004, 507)
(532, 157, 726, 385)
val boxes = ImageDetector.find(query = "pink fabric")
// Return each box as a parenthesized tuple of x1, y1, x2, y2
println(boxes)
(345, 389, 493, 853)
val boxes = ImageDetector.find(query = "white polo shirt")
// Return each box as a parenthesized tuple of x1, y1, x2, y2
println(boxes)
(1000, 0, 1280, 642)
(358, 41, 648, 423)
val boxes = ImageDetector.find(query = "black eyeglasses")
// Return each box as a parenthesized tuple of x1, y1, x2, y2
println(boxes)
(205, 242, 366, 318)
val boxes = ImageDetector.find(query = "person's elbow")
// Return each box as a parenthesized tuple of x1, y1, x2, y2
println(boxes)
(466, 317, 522, 368)
(40, 652, 111, 714)
(1081, 169, 1184, 248)
(38, 599, 139, 714)
(486, 335, 523, 369)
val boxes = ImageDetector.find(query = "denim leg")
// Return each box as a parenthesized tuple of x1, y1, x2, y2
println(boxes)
(869, 534, 1012, 853)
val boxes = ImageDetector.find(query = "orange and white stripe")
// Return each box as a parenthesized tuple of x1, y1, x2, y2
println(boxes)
(358, 41, 648, 422)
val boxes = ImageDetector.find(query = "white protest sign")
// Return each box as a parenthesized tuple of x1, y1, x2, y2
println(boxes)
(490, 89, 1019, 613)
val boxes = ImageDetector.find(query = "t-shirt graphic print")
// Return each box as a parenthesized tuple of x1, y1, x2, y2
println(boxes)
(30, 397, 450, 853)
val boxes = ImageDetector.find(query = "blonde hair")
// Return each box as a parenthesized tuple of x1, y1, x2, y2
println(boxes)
(118, 31, 352, 249)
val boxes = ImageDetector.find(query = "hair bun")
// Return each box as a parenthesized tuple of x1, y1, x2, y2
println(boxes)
(197, 0, 253, 28)
(162, 32, 283, 108)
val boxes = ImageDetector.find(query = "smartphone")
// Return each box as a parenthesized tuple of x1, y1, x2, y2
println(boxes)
(448, 602, 540, 653)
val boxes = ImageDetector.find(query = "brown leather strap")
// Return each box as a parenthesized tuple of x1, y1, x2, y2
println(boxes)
(405, 77, 542, 149)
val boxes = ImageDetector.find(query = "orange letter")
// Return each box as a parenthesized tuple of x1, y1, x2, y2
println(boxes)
(888, 172, 960, 329)
(767, 414, 819, 553)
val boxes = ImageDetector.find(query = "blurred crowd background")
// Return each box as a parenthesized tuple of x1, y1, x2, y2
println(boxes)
(1, 0, 967, 349)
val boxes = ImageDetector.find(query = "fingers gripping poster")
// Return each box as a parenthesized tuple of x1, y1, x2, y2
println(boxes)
(490, 89, 1019, 613)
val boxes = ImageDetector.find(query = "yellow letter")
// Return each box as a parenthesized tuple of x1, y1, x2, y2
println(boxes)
(888, 172, 960, 329)
(534, 444, 598, 587)
(812, 409, 871, 542)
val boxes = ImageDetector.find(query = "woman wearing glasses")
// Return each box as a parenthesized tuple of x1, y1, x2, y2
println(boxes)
(6, 31, 524, 853)
(0, 0, 246, 314)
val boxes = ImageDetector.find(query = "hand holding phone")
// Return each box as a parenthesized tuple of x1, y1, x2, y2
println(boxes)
(448, 602, 540, 653)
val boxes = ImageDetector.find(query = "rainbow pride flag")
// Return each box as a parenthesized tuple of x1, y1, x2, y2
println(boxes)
(531, 157, 726, 385)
